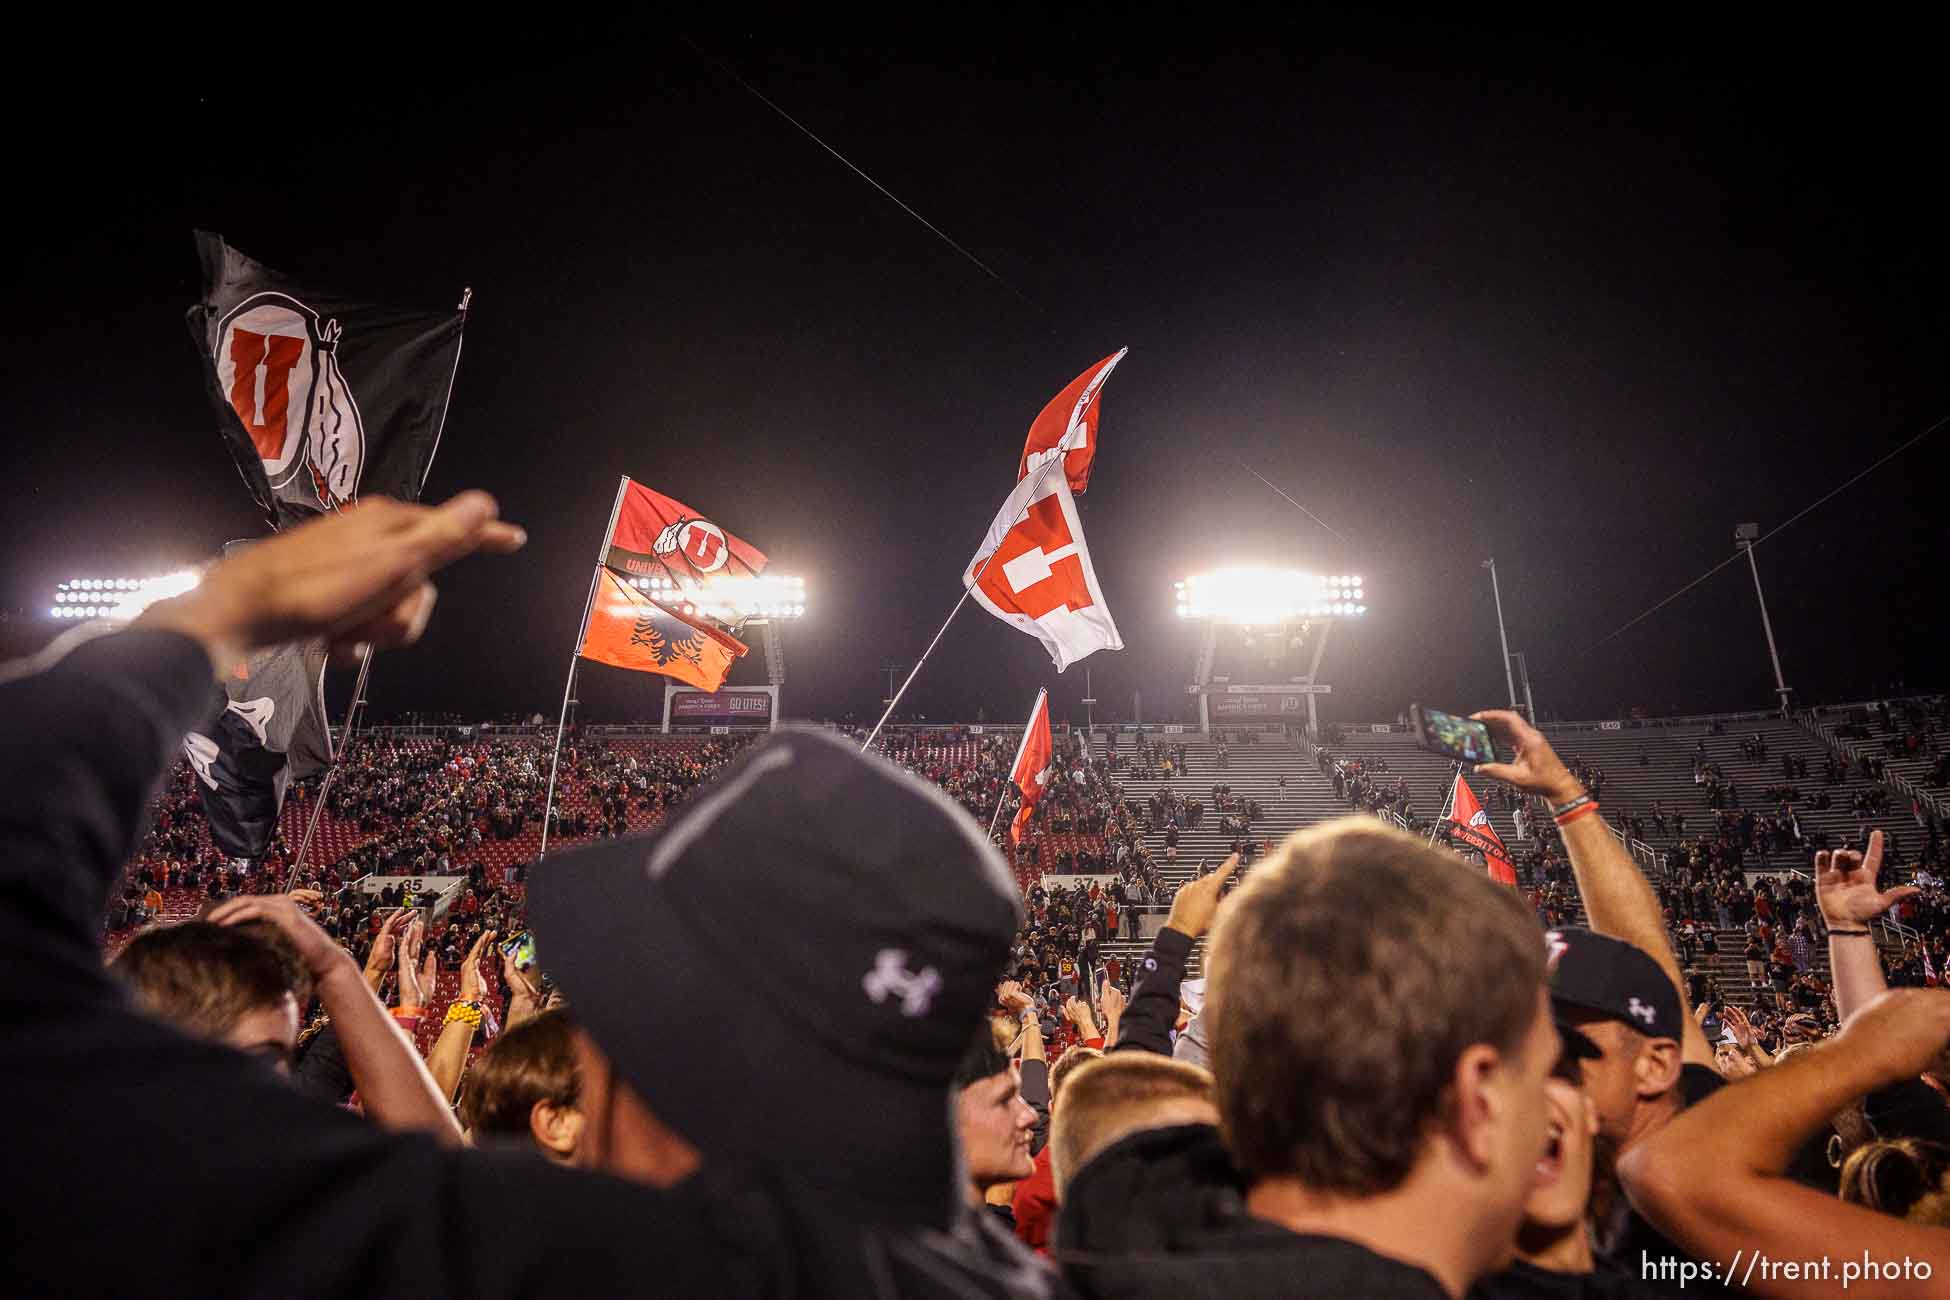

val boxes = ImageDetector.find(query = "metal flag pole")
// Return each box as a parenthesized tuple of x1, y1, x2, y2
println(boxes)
(539, 477, 630, 862)
(862, 587, 976, 752)
(285, 642, 373, 891)
(861, 457, 1069, 752)
(1428, 761, 1463, 848)
(286, 300, 471, 891)
(988, 784, 1013, 841)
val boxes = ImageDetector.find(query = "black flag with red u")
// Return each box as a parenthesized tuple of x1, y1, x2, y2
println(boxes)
(186, 231, 467, 531)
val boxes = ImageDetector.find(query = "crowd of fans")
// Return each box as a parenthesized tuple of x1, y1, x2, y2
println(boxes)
(12, 498, 1950, 1299)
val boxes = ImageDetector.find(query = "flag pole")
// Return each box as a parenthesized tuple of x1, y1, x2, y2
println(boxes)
(1428, 762, 1463, 848)
(861, 457, 1069, 752)
(285, 318, 470, 891)
(539, 477, 630, 862)
(284, 642, 373, 891)
(989, 689, 1046, 839)
(862, 587, 976, 752)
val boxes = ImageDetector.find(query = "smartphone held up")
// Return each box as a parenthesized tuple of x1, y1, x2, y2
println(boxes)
(1408, 704, 1510, 766)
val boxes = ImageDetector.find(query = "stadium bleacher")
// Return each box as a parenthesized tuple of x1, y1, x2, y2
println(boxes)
(111, 704, 1949, 1016)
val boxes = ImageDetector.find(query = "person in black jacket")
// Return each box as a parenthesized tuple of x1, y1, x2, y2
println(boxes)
(0, 492, 1068, 1300)
(1108, 859, 1238, 1059)
(1059, 821, 1558, 1300)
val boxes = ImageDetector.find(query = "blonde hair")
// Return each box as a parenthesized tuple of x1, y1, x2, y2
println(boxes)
(1050, 1052, 1217, 1199)
(1838, 1139, 1950, 1218)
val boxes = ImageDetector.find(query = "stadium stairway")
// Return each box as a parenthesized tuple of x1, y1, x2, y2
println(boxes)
(1114, 730, 1331, 891)
(1320, 729, 1526, 849)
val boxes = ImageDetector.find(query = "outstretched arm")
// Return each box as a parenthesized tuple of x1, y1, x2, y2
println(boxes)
(1475, 710, 1715, 1070)
(1114, 857, 1236, 1056)
(210, 893, 464, 1145)
(426, 928, 497, 1107)
(1619, 989, 1950, 1299)
(1816, 831, 1914, 1022)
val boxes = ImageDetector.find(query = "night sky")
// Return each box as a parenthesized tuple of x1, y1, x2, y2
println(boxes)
(7, 25, 1944, 728)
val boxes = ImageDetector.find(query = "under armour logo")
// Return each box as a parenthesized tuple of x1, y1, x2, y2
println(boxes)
(1627, 997, 1657, 1026)
(862, 948, 942, 1018)
(1543, 930, 1568, 973)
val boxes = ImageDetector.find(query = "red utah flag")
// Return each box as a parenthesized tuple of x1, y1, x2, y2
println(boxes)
(1007, 689, 1054, 845)
(605, 478, 768, 584)
(965, 470, 1122, 672)
(1447, 774, 1518, 886)
(1017, 349, 1127, 495)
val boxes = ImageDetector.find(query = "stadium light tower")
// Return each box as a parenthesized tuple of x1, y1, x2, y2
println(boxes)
(1734, 524, 1792, 715)
(632, 573, 808, 731)
(1482, 558, 1518, 711)
(1174, 567, 1367, 736)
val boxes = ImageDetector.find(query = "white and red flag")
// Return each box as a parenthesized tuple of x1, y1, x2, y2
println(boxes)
(1447, 774, 1518, 886)
(964, 469, 1122, 671)
(1007, 689, 1054, 845)
(1017, 349, 1127, 495)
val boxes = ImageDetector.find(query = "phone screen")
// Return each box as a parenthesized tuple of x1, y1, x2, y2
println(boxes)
(1412, 705, 1503, 764)
(500, 930, 537, 971)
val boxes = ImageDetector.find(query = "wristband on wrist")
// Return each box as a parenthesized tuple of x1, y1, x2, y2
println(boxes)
(444, 1000, 485, 1028)
(1825, 928, 1872, 937)
(1550, 793, 1594, 819)
(1554, 801, 1600, 827)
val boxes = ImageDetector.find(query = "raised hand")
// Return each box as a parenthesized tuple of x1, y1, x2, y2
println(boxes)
(1724, 1003, 1757, 1048)
(1098, 982, 1127, 1023)
(396, 914, 428, 1007)
(460, 930, 496, 1002)
(996, 980, 1033, 1017)
(135, 491, 526, 672)
(399, 913, 426, 971)
(1165, 854, 1240, 940)
(1816, 831, 1917, 927)
(1470, 710, 1581, 804)
(207, 892, 345, 980)
(501, 946, 543, 1026)
(368, 909, 410, 972)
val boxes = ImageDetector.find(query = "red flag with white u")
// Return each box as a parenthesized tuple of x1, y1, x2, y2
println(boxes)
(964, 471, 1122, 671)
(1448, 774, 1518, 886)
(1007, 689, 1054, 845)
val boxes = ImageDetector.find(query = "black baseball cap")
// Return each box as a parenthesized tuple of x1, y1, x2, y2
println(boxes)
(1545, 928, 1683, 1042)
(529, 728, 1023, 1222)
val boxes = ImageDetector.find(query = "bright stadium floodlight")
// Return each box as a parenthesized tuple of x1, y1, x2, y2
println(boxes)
(1177, 565, 1370, 739)
(630, 572, 808, 623)
(47, 570, 202, 621)
(1174, 566, 1370, 625)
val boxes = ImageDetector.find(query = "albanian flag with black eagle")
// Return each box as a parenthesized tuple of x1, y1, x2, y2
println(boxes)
(186, 231, 467, 531)
(580, 568, 749, 693)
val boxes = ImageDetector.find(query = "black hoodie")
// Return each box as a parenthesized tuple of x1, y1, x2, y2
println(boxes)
(1056, 1124, 1448, 1300)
